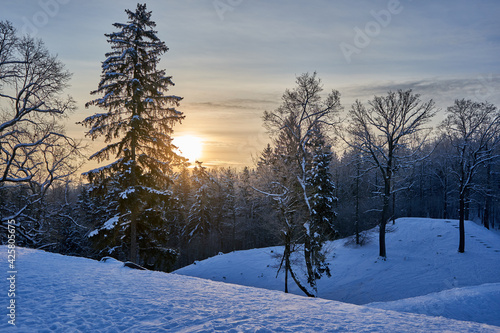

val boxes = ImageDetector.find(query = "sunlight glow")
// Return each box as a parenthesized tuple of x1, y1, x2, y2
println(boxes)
(173, 135, 203, 163)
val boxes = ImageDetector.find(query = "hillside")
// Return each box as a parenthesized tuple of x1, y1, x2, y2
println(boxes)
(367, 282, 500, 326)
(1, 243, 499, 332)
(175, 218, 500, 326)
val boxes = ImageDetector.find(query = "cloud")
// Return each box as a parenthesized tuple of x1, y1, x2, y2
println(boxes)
(340, 75, 500, 108)
(189, 98, 277, 111)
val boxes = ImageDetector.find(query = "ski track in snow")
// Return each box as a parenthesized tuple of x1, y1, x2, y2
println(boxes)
(0, 244, 498, 332)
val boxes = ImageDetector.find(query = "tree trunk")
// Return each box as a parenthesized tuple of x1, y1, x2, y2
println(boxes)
(355, 160, 360, 245)
(392, 188, 396, 225)
(458, 189, 465, 253)
(289, 263, 315, 297)
(484, 159, 491, 229)
(129, 155, 138, 263)
(284, 239, 290, 294)
(303, 231, 316, 292)
(379, 171, 391, 258)
(130, 209, 138, 263)
(464, 187, 470, 221)
(379, 219, 387, 258)
(443, 174, 448, 219)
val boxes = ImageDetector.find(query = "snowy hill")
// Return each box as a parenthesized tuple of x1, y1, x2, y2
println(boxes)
(367, 282, 500, 326)
(1, 244, 499, 332)
(175, 218, 500, 327)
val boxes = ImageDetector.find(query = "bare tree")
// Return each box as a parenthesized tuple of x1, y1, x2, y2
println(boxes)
(344, 90, 436, 258)
(0, 21, 81, 244)
(441, 99, 500, 253)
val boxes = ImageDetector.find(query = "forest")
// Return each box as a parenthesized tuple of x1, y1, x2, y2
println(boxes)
(1, 4, 499, 295)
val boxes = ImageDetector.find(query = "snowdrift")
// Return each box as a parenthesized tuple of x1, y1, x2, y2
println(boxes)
(0, 243, 498, 332)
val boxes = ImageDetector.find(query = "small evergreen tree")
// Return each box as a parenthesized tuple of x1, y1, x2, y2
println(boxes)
(304, 129, 337, 292)
(81, 4, 185, 264)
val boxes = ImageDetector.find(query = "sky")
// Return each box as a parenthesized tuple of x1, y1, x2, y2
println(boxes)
(2, 0, 500, 169)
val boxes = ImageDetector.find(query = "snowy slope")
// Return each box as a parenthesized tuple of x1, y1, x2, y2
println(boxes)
(367, 282, 500, 327)
(1, 246, 499, 332)
(175, 218, 500, 326)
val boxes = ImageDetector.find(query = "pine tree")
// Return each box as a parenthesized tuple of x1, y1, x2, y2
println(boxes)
(80, 4, 185, 263)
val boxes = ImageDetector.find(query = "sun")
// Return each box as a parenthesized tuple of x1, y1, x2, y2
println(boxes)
(173, 135, 203, 164)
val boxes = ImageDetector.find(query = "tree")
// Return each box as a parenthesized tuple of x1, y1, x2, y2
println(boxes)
(261, 72, 341, 296)
(428, 136, 454, 219)
(441, 99, 500, 252)
(220, 167, 239, 252)
(81, 4, 185, 264)
(184, 162, 214, 258)
(344, 90, 436, 258)
(0, 21, 81, 245)
(305, 128, 336, 290)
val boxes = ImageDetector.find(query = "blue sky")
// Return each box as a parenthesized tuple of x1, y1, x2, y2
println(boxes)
(2, 0, 500, 167)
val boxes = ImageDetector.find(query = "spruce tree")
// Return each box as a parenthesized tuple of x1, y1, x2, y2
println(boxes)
(185, 162, 213, 257)
(81, 4, 185, 263)
(305, 129, 337, 292)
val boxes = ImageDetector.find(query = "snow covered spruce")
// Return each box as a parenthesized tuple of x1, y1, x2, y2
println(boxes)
(80, 4, 185, 269)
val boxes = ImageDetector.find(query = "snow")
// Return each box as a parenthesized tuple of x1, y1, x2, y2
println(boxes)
(367, 283, 500, 327)
(175, 218, 500, 327)
(82, 158, 124, 176)
(89, 215, 120, 238)
(119, 187, 135, 199)
(1, 244, 498, 332)
(1, 218, 499, 331)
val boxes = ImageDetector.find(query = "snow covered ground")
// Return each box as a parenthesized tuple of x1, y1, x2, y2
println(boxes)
(176, 218, 500, 327)
(1, 218, 499, 331)
(0, 245, 498, 332)
(367, 282, 500, 327)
